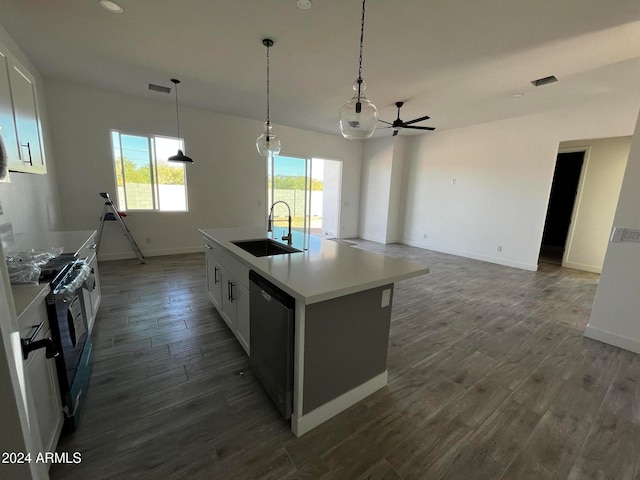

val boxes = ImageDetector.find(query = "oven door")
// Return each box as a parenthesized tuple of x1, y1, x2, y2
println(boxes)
(47, 290, 89, 393)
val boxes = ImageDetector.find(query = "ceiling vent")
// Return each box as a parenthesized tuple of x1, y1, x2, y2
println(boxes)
(148, 83, 171, 94)
(531, 75, 558, 87)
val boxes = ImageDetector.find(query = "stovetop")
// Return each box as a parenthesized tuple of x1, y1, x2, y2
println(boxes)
(39, 253, 77, 283)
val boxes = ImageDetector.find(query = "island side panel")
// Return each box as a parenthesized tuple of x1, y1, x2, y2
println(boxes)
(302, 284, 393, 414)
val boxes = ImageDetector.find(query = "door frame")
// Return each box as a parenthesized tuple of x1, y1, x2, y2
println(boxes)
(266, 153, 343, 240)
(556, 145, 591, 268)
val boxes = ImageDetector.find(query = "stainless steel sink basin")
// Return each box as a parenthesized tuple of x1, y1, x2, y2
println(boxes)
(231, 239, 301, 257)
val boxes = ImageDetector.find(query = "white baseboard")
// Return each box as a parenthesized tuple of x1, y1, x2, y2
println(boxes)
(401, 238, 538, 271)
(583, 325, 640, 355)
(97, 245, 203, 262)
(291, 370, 388, 437)
(562, 261, 602, 274)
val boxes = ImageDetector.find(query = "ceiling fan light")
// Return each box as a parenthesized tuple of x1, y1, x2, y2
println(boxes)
(339, 79, 378, 140)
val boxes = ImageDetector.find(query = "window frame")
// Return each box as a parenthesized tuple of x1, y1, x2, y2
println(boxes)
(110, 129, 189, 213)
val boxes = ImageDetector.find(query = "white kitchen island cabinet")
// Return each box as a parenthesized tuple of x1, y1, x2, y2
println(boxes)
(199, 226, 428, 436)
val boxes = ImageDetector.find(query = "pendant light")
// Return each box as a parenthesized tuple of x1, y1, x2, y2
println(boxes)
(256, 39, 281, 158)
(339, 0, 378, 140)
(168, 78, 193, 163)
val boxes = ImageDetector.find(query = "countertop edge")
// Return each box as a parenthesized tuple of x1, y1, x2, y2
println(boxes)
(199, 227, 430, 305)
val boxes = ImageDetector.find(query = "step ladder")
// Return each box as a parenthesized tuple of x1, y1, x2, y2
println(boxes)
(96, 192, 145, 264)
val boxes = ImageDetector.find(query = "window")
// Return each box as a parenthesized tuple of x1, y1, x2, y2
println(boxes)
(110, 130, 188, 211)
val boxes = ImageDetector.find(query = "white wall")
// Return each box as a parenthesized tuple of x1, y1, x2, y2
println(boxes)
(386, 137, 406, 243)
(561, 137, 631, 273)
(44, 79, 363, 260)
(321, 159, 342, 237)
(586, 110, 640, 354)
(359, 137, 394, 243)
(400, 97, 640, 271)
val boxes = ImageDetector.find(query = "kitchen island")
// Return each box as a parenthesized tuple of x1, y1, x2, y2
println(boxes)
(199, 226, 429, 436)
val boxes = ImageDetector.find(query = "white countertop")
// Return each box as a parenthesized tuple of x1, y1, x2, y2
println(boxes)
(4, 230, 96, 318)
(199, 226, 429, 304)
(5, 230, 97, 255)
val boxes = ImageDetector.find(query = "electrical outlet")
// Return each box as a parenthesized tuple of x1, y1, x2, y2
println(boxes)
(497, 245, 503, 252)
(146, 237, 152, 244)
(423, 233, 427, 239)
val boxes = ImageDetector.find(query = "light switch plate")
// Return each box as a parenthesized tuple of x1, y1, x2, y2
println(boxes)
(610, 227, 640, 243)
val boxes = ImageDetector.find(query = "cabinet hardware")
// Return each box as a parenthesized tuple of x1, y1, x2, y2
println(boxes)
(89, 244, 97, 250)
(21, 322, 59, 360)
(214, 266, 219, 284)
(204, 244, 213, 250)
(228, 281, 235, 302)
(20, 142, 32, 166)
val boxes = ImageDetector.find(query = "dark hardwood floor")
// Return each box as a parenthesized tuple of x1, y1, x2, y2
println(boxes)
(50, 242, 640, 480)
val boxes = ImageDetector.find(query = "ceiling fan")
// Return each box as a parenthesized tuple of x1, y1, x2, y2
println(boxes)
(379, 101, 435, 136)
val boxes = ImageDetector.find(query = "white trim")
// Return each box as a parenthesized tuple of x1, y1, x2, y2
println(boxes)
(560, 146, 591, 269)
(561, 261, 602, 274)
(291, 370, 388, 437)
(584, 325, 640, 355)
(402, 238, 538, 272)
(97, 245, 202, 261)
(293, 303, 306, 419)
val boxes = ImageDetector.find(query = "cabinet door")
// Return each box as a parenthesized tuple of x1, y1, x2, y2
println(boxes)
(0, 50, 20, 172)
(89, 254, 102, 316)
(221, 269, 237, 331)
(20, 299, 63, 460)
(235, 282, 250, 355)
(8, 61, 45, 173)
(205, 250, 223, 311)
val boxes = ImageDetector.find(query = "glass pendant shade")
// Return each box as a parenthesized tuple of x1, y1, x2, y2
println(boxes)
(339, 79, 378, 140)
(256, 122, 281, 157)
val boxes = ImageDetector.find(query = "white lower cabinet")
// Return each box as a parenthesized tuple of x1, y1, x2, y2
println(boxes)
(203, 238, 250, 355)
(18, 289, 63, 465)
(78, 237, 101, 333)
(235, 283, 250, 353)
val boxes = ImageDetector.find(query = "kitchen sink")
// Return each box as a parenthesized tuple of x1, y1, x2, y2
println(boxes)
(231, 239, 301, 257)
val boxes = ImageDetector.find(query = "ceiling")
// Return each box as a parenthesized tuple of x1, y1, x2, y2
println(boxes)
(2, 0, 640, 137)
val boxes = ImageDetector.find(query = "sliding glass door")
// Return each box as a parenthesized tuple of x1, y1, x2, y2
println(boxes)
(267, 155, 342, 238)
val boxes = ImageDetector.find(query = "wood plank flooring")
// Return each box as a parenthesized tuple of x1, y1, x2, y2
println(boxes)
(50, 242, 640, 480)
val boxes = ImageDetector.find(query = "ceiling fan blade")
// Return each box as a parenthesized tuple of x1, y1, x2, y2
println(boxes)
(403, 125, 436, 131)
(403, 115, 431, 125)
(378, 119, 393, 125)
(392, 130, 399, 137)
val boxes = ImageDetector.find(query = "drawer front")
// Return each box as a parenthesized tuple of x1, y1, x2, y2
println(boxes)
(202, 238, 249, 288)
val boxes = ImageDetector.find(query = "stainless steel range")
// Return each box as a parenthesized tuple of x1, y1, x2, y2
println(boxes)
(42, 256, 93, 433)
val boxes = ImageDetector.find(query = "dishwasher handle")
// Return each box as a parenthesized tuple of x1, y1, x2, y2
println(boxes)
(261, 290, 272, 302)
(249, 270, 295, 308)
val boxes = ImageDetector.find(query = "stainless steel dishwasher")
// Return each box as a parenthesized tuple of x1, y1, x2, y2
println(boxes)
(249, 270, 295, 419)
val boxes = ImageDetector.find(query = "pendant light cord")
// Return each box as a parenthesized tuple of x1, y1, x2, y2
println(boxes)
(266, 43, 271, 126)
(173, 80, 182, 139)
(357, 0, 366, 102)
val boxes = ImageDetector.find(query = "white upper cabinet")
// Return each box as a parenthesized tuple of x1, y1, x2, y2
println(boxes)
(0, 41, 46, 174)
(0, 51, 20, 171)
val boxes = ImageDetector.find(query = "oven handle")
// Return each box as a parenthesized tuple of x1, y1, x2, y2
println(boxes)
(21, 322, 60, 360)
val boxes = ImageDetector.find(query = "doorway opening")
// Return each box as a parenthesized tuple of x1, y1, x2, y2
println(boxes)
(539, 151, 585, 265)
(267, 155, 342, 239)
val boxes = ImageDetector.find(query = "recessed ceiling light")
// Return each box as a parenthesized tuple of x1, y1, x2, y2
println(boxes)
(99, 0, 124, 14)
(297, 0, 312, 10)
(511, 92, 524, 98)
